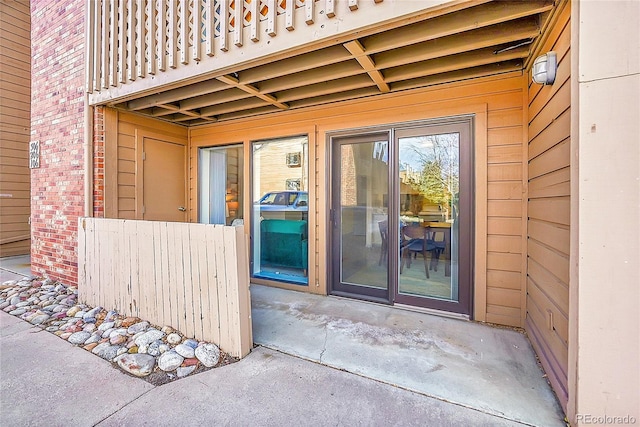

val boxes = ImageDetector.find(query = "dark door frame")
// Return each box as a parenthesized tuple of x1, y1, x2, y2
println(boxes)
(327, 117, 474, 317)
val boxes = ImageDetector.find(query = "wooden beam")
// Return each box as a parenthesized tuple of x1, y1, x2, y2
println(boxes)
(240, 45, 352, 83)
(363, 1, 553, 54)
(257, 60, 365, 93)
(390, 61, 524, 92)
(383, 45, 530, 83)
(276, 74, 375, 103)
(217, 74, 288, 109)
(200, 97, 269, 117)
(374, 17, 540, 70)
(127, 79, 229, 110)
(343, 40, 389, 92)
(179, 88, 253, 110)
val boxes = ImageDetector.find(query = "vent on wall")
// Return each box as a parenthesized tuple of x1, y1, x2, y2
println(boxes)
(286, 152, 301, 167)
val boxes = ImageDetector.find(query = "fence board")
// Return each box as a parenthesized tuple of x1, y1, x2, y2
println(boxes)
(78, 218, 251, 358)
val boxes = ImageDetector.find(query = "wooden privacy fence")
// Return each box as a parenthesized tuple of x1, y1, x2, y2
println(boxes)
(78, 218, 252, 358)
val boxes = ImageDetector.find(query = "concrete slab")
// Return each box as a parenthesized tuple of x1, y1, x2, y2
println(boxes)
(0, 312, 154, 426)
(99, 346, 522, 427)
(0, 255, 32, 278)
(251, 285, 565, 427)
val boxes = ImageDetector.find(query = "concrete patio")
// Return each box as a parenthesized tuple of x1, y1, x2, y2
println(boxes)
(251, 284, 565, 427)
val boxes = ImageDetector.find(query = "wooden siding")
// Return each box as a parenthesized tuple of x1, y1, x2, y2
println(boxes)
(78, 218, 252, 358)
(189, 73, 528, 326)
(525, 0, 571, 411)
(0, 0, 30, 257)
(106, 110, 188, 219)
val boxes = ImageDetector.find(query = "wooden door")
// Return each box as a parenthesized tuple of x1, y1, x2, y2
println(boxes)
(142, 138, 187, 222)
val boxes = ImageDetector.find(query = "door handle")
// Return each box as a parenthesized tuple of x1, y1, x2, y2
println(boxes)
(178, 206, 186, 212)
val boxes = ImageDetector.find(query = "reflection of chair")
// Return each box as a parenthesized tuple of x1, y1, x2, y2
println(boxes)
(378, 220, 388, 265)
(400, 224, 438, 278)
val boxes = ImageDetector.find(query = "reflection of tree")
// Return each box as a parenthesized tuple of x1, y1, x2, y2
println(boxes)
(413, 134, 459, 211)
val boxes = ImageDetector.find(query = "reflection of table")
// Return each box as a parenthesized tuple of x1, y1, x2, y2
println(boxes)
(424, 222, 451, 277)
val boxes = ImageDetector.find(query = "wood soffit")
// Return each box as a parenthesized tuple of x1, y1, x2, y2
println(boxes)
(114, 1, 555, 127)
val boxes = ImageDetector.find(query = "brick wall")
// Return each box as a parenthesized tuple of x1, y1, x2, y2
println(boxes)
(30, 0, 85, 285)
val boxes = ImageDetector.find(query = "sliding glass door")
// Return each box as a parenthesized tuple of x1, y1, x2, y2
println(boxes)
(330, 119, 472, 315)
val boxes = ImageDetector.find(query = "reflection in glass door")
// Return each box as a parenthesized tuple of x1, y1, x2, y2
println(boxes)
(395, 122, 471, 314)
(331, 133, 390, 303)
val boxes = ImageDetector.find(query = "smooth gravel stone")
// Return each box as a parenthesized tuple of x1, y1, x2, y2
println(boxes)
(115, 353, 156, 377)
(53, 312, 67, 320)
(158, 344, 170, 354)
(183, 339, 199, 349)
(66, 306, 81, 317)
(83, 323, 97, 332)
(134, 329, 165, 347)
(147, 340, 163, 357)
(175, 344, 195, 359)
(94, 344, 121, 361)
(127, 321, 149, 335)
(84, 307, 102, 319)
(137, 344, 148, 354)
(9, 297, 21, 305)
(116, 347, 128, 356)
(157, 351, 183, 372)
(195, 343, 220, 368)
(176, 366, 196, 378)
(83, 317, 97, 324)
(45, 326, 59, 332)
(98, 321, 115, 331)
(102, 328, 115, 338)
(29, 314, 50, 325)
(60, 332, 72, 340)
(110, 334, 127, 345)
(112, 328, 128, 336)
(104, 310, 118, 321)
(161, 326, 174, 334)
(16, 301, 31, 308)
(0, 302, 9, 310)
(84, 333, 102, 345)
(9, 308, 26, 316)
(68, 331, 91, 345)
(74, 311, 87, 318)
(166, 333, 181, 345)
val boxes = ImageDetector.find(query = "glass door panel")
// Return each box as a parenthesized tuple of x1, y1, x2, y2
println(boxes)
(395, 121, 471, 315)
(331, 133, 390, 302)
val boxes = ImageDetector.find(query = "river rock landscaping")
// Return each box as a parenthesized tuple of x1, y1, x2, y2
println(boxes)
(0, 276, 237, 385)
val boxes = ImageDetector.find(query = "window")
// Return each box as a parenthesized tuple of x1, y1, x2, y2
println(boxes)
(198, 145, 243, 225)
(252, 136, 309, 285)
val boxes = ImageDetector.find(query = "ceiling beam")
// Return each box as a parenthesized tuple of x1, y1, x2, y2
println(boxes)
(363, 0, 553, 54)
(239, 45, 353, 84)
(217, 75, 289, 110)
(276, 74, 375, 103)
(383, 45, 530, 83)
(127, 79, 229, 110)
(374, 17, 540, 70)
(200, 97, 270, 117)
(390, 61, 524, 92)
(257, 61, 366, 94)
(343, 40, 389, 93)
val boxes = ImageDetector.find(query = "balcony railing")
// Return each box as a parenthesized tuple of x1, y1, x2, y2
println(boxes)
(86, 0, 447, 104)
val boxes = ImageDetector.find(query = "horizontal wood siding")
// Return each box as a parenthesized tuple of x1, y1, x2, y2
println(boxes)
(111, 111, 188, 219)
(525, 1, 571, 411)
(0, 0, 31, 256)
(78, 218, 252, 358)
(189, 73, 528, 325)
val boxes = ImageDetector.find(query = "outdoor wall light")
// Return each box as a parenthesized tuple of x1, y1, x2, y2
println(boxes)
(532, 51, 557, 85)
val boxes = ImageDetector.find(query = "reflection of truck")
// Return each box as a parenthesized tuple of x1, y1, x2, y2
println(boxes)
(256, 191, 308, 221)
